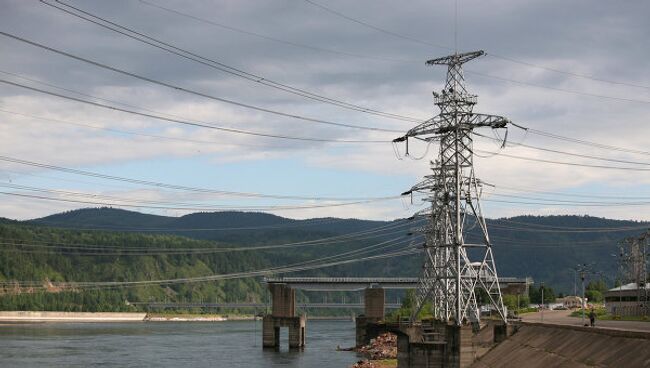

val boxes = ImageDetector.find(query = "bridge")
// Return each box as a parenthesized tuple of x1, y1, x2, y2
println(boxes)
(256, 276, 533, 349)
(130, 302, 402, 309)
(263, 276, 533, 294)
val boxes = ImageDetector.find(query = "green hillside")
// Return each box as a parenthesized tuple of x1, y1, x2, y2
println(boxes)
(0, 208, 647, 312)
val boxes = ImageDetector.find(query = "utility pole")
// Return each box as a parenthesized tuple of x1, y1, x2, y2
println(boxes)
(542, 281, 544, 322)
(579, 265, 587, 326)
(395, 50, 511, 326)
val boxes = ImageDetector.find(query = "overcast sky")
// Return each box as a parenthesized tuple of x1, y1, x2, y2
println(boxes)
(1, 0, 649, 221)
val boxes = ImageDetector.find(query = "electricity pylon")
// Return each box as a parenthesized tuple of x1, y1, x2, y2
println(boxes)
(395, 50, 510, 325)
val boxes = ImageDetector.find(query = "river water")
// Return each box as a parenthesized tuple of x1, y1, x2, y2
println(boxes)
(0, 320, 362, 367)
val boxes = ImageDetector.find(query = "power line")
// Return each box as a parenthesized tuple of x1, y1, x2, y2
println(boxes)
(1, 240, 420, 289)
(489, 183, 650, 201)
(466, 70, 650, 105)
(484, 53, 650, 91)
(0, 31, 401, 133)
(0, 108, 293, 150)
(0, 220, 413, 253)
(0, 154, 400, 202)
(475, 149, 650, 171)
(522, 127, 650, 157)
(488, 217, 649, 231)
(302, 0, 650, 91)
(137, 0, 416, 64)
(0, 78, 389, 143)
(41, 0, 423, 123)
(473, 131, 650, 166)
(483, 197, 650, 208)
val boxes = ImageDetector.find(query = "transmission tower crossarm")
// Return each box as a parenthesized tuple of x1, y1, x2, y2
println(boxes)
(426, 50, 485, 66)
(467, 113, 510, 129)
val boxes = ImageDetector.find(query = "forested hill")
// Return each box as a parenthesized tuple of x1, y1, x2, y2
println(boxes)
(26, 209, 650, 289)
(0, 208, 647, 312)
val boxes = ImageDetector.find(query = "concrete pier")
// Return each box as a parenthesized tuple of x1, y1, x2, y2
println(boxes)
(355, 287, 386, 346)
(262, 283, 306, 349)
(394, 321, 510, 368)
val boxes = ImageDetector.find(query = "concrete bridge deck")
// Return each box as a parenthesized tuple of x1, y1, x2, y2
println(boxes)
(130, 302, 402, 309)
(263, 276, 532, 291)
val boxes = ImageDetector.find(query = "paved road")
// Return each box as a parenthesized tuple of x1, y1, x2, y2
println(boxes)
(520, 309, 650, 332)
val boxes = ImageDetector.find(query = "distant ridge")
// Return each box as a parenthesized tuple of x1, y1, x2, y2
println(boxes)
(19, 208, 650, 292)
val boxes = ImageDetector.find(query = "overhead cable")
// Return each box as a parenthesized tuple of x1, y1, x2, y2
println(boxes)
(41, 0, 423, 122)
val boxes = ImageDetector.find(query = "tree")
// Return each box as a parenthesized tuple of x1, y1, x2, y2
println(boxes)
(529, 284, 555, 304)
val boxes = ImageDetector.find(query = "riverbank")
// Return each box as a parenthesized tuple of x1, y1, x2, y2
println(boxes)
(0, 311, 146, 322)
(0, 311, 260, 323)
(144, 312, 254, 322)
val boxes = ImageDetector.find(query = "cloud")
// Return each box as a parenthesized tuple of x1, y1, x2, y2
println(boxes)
(1, 0, 649, 221)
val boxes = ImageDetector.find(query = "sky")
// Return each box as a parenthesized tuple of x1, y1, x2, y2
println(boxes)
(1, 0, 650, 221)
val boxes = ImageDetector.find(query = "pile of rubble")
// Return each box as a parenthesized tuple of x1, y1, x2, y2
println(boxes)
(354, 332, 397, 360)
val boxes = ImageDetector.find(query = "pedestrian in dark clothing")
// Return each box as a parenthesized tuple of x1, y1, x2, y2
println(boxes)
(589, 309, 596, 327)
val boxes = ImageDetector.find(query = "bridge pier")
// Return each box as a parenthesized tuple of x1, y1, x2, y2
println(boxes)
(395, 321, 513, 368)
(262, 283, 305, 349)
(355, 287, 386, 346)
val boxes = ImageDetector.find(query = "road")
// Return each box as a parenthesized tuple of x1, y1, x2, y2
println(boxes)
(520, 309, 650, 332)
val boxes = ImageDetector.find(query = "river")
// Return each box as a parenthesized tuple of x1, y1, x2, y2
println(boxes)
(0, 320, 361, 367)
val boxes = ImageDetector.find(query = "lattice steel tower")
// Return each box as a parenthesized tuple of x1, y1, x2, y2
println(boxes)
(395, 50, 510, 325)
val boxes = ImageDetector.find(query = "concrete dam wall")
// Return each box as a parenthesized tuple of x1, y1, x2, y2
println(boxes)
(471, 323, 650, 368)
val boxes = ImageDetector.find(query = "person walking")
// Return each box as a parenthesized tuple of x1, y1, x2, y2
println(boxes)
(589, 308, 596, 327)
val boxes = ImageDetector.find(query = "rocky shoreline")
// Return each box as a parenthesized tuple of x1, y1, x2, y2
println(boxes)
(348, 333, 397, 368)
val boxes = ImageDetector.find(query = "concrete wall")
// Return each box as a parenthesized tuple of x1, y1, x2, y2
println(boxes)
(471, 323, 650, 368)
(0, 311, 146, 322)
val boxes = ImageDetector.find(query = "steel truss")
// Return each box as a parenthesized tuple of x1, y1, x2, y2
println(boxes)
(395, 50, 510, 326)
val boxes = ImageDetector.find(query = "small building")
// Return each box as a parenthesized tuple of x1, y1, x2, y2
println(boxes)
(556, 296, 583, 309)
(604, 282, 650, 317)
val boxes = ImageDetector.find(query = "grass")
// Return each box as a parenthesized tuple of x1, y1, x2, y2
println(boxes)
(374, 359, 397, 368)
(515, 307, 538, 315)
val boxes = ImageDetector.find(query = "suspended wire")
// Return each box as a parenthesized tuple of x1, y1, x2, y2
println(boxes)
(0, 154, 400, 202)
(0, 182, 400, 209)
(483, 197, 650, 208)
(0, 108, 292, 150)
(0, 220, 413, 254)
(491, 183, 650, 201)
(521, 126, 650, 157)
(137, 0, 417, 64)
(301, 0, 650, 91)
(41, 0, 423, 123)
(475, 149, 650, 171)
(302, 0, 451, 51)
(485, 222, 649, 233)
(0, 231, 417, 256)
(466, 70, 650, 105)
(488, 217, 649, 231)
(0, 79, 389, 143)
(1, 240, 421, 290)
(484, 53, 650, 91)
(0, 31, 402, 133)
(473, 131, 650, 166)
(0, 190, 395, 212)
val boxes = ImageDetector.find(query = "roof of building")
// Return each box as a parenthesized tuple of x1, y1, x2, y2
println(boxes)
(608, 282, 650, 292)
